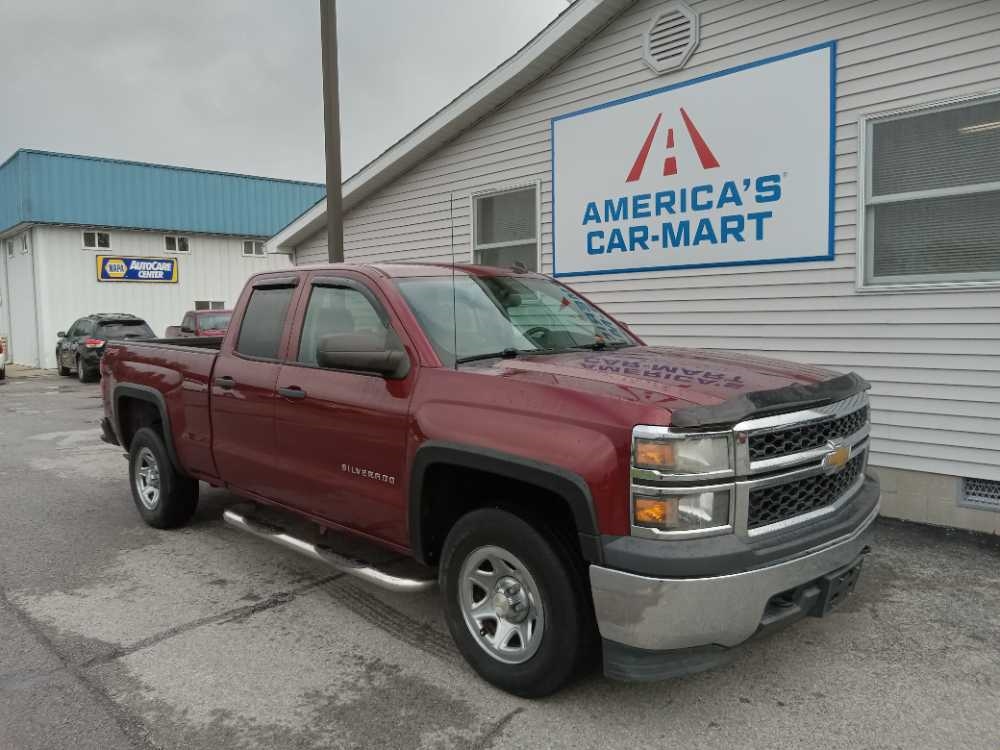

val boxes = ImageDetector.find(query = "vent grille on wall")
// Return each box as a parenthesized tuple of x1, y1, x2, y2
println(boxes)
(643, 2, 699, 75)
(961, 477, 1000, 512)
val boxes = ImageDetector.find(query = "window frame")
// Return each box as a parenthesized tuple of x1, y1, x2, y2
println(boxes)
(232, 277, 299, 362)
(468, 180, 542, 272)
(288, 276, 395, 372)
(82, 230, 111, 250)
(857, 89, 1000, 293)
(165, 235, 190, 253)
(243, 240, 266, 257)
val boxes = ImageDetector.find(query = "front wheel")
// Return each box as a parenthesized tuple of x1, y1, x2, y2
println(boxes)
(57, 351, 71, 376)
(439, 508, 597, 698)
(128, 427, 199, 528)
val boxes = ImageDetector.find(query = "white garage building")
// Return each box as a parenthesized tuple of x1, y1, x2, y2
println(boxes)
(0, 150, 323, 370)
(269, 0, 1000, 534)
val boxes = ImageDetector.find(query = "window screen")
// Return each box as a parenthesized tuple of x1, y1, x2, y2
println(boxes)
(864, 96, 1000, 285)
(298, 285, 387, 365)
(473, 186, 538, 271)
(235, 287, 294, 359)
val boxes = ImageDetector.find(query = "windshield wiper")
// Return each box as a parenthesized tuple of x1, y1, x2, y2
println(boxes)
(456, 348, 521, 364)
(572, 341, 634, 352)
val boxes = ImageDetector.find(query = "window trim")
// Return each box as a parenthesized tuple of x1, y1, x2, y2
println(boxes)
(468, 180, 542, 271)
(82, 230, 111, 251)
(243, 239, 266, 257)
(165, 235, 190, 253)
(856, 89, 1000, 293)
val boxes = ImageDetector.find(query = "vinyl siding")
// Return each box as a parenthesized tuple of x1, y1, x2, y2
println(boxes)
(296, 0, 1000, 481)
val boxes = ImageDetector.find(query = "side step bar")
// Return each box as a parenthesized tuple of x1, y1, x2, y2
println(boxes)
(222, 509, 436, 594)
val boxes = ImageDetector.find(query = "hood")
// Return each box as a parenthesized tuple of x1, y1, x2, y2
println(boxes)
(467, 345, 845, 415)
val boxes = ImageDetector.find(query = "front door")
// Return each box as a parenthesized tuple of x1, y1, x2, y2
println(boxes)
(273, 273, 414, 546)
(210, 277, 300, 500)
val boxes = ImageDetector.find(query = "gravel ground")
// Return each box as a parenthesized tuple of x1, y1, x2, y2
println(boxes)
(1, 373, 998, 750)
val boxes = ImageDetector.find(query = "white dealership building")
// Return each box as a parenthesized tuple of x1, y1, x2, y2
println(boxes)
(269, 0, 1000, 533)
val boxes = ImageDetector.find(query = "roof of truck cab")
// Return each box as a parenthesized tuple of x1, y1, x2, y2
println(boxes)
(280, 262, 542, 279)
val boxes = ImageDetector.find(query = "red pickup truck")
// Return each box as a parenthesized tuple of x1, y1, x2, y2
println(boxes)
(100, 263, 879, 697)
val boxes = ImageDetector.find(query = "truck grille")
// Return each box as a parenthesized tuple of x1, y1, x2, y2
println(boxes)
(748, 406, 869, 462)
(747, 452, 866, 530)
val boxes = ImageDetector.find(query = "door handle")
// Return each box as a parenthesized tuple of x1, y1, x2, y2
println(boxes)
(278, 385, 306, 400)
(215, 376, 235, 390)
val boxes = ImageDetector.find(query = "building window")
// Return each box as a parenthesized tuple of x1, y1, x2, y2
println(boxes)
(82, 230, 110, 250)
(165, 235, 190, 253)
(194, 300, 226, 311)
(472, 185, 538, 271)
(243, 240, 266, 257)
(4, 239, 13, 258)
(861, 94, 1000, 288)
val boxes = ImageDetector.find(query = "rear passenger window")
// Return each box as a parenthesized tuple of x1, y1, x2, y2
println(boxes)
(298, 285, 388, 365)
(236, 287, 295, 359)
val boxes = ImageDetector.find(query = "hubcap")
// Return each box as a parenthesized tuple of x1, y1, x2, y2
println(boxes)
(458, 545, 544, 664)
(134, 447, 161, 510)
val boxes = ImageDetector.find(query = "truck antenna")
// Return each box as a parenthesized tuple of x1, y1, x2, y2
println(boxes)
(450, 192, 458, 369)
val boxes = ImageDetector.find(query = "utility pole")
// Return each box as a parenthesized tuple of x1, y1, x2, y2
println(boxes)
(320, 0, 344, 263)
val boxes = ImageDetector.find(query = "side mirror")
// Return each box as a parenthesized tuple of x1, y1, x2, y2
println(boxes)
(316, 330, 409, 378)
(57, 331, 66, 338)
(180, 326, 194, 334)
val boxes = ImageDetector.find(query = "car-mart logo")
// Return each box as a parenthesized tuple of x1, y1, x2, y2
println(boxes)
(97, 255, 178, 283)
(551, 41, 836, 277)
(626, 108, 720, 182)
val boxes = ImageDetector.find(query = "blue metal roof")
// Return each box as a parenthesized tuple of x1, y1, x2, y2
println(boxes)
(0, 149, 325, 237)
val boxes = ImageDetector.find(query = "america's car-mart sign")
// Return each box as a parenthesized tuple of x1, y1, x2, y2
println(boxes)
(551, 42, 836, 277)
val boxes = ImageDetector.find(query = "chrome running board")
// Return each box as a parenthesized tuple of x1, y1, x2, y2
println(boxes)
(222, 508, 436, 593)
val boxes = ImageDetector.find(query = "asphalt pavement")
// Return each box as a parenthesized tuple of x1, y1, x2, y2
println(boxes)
(1, 372, 998, 749)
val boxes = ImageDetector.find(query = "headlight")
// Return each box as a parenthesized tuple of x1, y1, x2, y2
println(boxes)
(633, 488, 731, 533)
(632, 429, 732, 476)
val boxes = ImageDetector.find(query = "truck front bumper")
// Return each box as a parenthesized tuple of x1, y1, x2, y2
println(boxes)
(590, 491, 878, 680)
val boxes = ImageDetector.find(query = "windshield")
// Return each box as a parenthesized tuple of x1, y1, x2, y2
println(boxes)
(395, 274, 635, 366)
(197, 312, 231, 330)
(96, 321, 155, 339)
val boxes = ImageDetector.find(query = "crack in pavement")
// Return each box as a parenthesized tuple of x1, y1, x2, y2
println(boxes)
(471, 707, 526, 750)
(0, 586, 163, 750)
(78, 574, 341, 669)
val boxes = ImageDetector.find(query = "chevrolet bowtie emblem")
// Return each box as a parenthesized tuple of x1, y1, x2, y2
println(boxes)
(821, 442, 851, 474)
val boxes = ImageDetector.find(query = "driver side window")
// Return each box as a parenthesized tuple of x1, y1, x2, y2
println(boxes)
(298, 284, 388, 365)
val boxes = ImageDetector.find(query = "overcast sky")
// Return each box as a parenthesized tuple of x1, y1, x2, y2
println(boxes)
(0, 0, 567, 183)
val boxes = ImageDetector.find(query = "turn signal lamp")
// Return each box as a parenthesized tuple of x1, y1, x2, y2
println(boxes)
(633, 490, 731, 533)
(634, 440, 674, 469)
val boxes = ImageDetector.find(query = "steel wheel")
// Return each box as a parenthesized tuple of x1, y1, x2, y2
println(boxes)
(458, 545, 545, 665)
(134, 447, 161, 510)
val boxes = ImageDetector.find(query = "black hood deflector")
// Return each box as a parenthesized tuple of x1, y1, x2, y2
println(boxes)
(670, 372, 870, 430)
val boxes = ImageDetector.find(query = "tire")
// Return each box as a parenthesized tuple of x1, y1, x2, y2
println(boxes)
(128, 427, 199, 529)
(57, 352, 71, 376)
(76, 356, 96, 383)
(439, 508, 597, 698)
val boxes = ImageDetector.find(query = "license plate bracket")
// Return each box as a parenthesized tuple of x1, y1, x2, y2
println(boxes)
(812, 556, 864, 617)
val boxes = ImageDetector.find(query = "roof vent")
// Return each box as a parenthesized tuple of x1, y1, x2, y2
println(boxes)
(643, 2, 699, 75)
(961, 477, 1000, 512)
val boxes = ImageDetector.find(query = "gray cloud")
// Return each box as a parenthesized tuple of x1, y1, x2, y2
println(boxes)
(0, 0, 566, 182)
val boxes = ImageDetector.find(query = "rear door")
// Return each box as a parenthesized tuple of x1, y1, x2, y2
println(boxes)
(272, 271, 415, 544)
(210, 274, 302, 500)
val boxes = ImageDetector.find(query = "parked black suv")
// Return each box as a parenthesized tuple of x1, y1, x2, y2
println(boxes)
(56, 314, 155, 382)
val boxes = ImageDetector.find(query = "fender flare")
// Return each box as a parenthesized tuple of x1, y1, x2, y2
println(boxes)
(112, 384, 179, 468)
(408, 441, 603, 565)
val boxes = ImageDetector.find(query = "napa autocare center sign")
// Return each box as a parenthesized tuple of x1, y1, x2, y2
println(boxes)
(551, 42, 836, 277)
(97, 255, 178, 283)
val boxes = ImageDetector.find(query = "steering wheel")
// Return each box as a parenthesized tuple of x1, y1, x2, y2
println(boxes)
(524, 326, 551, 343)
